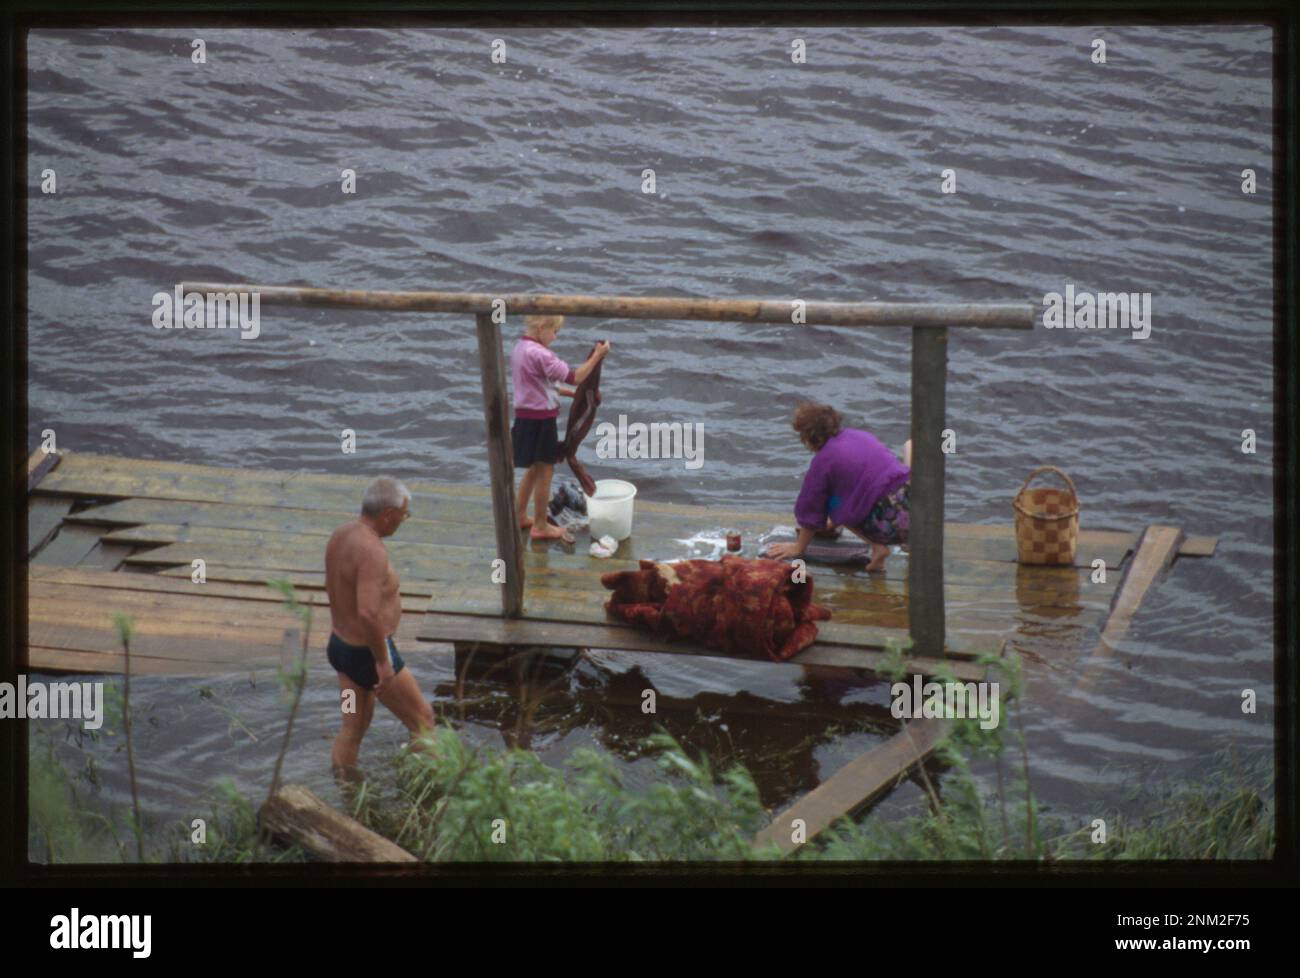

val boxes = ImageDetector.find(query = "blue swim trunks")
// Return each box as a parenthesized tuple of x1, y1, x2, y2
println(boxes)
(327, 633, 405, 690)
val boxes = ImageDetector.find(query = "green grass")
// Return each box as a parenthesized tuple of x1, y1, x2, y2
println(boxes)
(29, 618, 1273, 865)
(352, 725, 776, 862)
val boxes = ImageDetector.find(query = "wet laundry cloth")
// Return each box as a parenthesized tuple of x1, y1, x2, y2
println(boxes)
(545, 478, 589, 535)
(548, 478, 588, 519)
(600, 555, 832, 662)
(762, 526, 875, 565)
(562, 342, 604, 496)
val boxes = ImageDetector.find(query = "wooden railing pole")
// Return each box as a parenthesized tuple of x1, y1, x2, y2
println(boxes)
(908, 326, 947, 657)
(182, 282, 1036, 330)
(474, 313, 524, 617)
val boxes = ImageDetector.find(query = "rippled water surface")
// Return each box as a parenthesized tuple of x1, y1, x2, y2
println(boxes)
(25, 24, 1275, 856)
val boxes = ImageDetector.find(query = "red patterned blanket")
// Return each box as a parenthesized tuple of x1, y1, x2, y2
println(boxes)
(600, 556, 832, 662)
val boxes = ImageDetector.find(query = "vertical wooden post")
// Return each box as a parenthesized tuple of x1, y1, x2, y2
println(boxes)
(474, 313, 524, 617)
(908, 327, 947, 656)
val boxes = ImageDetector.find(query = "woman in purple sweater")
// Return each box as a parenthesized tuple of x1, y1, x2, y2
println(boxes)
(763, 402, 912, 573)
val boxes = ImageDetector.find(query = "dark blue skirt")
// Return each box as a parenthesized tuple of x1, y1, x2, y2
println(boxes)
(512, 416, 561, 468)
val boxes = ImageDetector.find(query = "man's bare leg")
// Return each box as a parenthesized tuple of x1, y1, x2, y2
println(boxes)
(332, 672, 374, 773)
(516, 466, 540, 529)
(903, 439, 913, 468)
(377, 668, 436, 753)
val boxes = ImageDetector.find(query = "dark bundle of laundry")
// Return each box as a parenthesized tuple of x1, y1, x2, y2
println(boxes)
(600, 556, 832, 662)
(548, 478, 588, 519)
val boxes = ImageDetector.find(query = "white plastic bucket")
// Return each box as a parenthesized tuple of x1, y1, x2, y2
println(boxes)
(585, 479, 637, 541)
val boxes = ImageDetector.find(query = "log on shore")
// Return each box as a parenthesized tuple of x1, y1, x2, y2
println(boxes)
(259, 784, 418, 862)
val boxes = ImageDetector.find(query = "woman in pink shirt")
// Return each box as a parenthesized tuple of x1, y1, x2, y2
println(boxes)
(511, 315, 609, 542)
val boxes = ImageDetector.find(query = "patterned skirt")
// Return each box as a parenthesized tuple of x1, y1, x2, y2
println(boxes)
(861, 484, 910, 546)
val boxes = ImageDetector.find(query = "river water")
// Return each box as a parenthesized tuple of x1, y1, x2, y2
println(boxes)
(25, 24, 1275, 859)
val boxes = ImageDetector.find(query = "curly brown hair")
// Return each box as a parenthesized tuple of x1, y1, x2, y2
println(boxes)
(792, 402, 843, 451)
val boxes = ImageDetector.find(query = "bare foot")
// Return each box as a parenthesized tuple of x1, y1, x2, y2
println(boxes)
(518, 513, 534, 530)
(864, 543, 890, 573)
(530, 523, 574, 544)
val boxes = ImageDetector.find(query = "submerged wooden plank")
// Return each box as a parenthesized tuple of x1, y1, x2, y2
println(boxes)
(1178, 535, 1217, 558)
(1073, 524, 1184, 695)
(793, 648, 986, 681)
(260, 784, 418, 863)
(30, 523, 104, 567)
(27, 496, 73, 557)
(1097, 525, 1184, 651)
(754, 718, 952, 854)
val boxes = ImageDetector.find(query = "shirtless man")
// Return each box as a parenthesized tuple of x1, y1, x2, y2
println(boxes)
(324, 476, 434, 772)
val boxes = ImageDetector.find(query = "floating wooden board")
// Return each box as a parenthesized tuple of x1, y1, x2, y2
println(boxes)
(1100, 524, 1185, 648)
(1177, 535, 1216, 558)
(1072, 525, 1186, 695)
(754, 717, 952, 854)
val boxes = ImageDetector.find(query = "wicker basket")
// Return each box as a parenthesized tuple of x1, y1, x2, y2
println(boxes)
(1012, 466, 1079, 565)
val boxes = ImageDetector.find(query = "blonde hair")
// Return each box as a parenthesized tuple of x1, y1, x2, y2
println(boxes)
(525, 314, 563, 336)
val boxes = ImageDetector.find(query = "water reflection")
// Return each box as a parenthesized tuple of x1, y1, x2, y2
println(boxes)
(440, 645, 898, 810)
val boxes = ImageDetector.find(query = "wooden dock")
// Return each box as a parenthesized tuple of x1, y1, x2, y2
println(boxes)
(24, 449, 1214, 680)
(22, 448, 1219, 853)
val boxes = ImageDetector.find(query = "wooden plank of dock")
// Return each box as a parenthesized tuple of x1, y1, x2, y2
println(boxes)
(1098, 524, 1185, 651)
(25, 567, 437, 676)
(1072, 524, 1185, 695)
(24, 447, 61, 492)
(24, 452, 1212, 678)
(30, 523, 105, 567)
(42, 452, 1216, 565)
(29, 566, 430, 614)
(421, 610, 988, 681)
(753, 717, 952, 854)
(28, 496, 73, 558)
